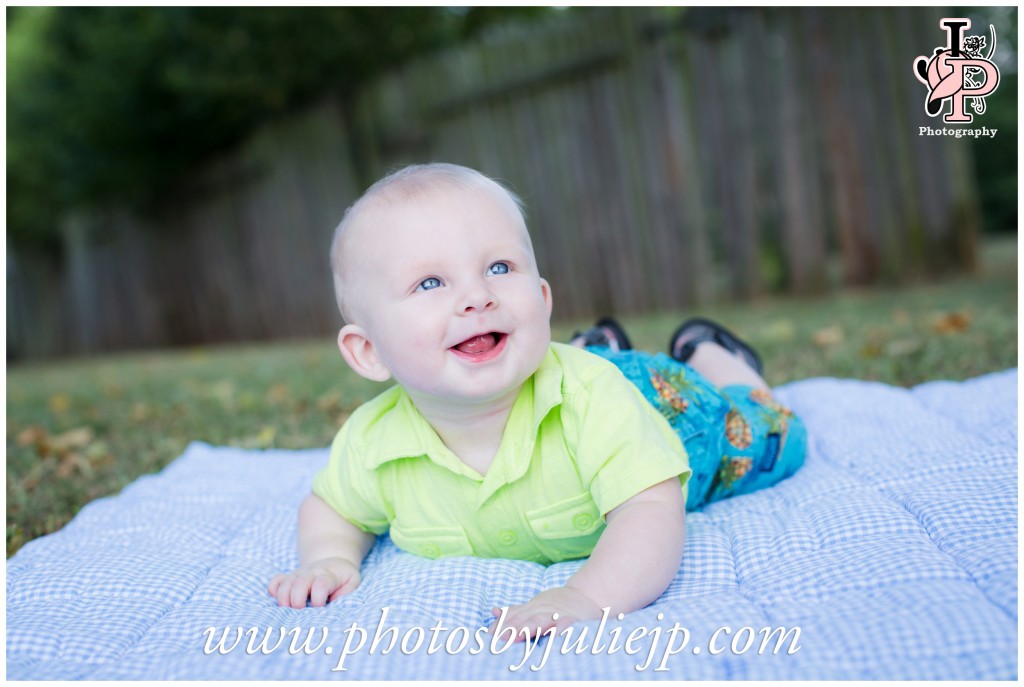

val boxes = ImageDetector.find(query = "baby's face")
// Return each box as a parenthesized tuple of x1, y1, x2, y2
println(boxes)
(342, 185, 552, 405)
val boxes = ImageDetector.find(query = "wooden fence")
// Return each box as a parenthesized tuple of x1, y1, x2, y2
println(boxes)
(6, 6, 981, 358)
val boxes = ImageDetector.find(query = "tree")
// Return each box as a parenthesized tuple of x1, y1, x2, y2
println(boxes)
(6, 7, 553, 251)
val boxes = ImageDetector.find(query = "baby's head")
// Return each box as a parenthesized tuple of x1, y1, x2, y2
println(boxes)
(329, 163, 553, 405)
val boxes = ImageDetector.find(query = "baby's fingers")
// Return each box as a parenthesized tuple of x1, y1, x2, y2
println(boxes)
(289, 575, 315, 608)
(267, 573, 286, 596)
(521, 614, 559, 641)
(309, 574, 338, 608)
(553, 613, 579, 637)
(272, 574, 311, 609)
(495, 606, 555, 642)
(510, 620, 553, 642)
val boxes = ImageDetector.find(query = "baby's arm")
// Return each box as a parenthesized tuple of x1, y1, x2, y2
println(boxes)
(267, 493, 376, 608)
(492, 477, 685, 638)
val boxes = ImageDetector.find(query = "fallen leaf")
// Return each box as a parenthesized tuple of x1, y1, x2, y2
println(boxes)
(49, 393, 71, 413)
(265, 384, 291, 404)
(932, 310, 972, 334)
(316, 390, 343, 412)
(16, 425, 48, 447)
(132, 402, 150, 422)
(45, 427, 97, 458)
(56, 451, 87, 479)
(859, 341, 884, 359)
(812, 325, 845, 347)
(50, 427, 95, 451)
(256, 426, 276, 447)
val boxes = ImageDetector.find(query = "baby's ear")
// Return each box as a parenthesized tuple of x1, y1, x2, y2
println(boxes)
(337, 325, 392, 382)
(540, 278, 553, 318)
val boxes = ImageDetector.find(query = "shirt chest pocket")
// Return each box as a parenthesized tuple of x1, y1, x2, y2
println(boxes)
(389, 523, 474, 559)
(525, 492, 604, 563)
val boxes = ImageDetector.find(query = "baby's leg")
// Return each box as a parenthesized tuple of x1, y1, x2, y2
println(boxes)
(580, 345, 805, 510)
(684, 341, 770, 392)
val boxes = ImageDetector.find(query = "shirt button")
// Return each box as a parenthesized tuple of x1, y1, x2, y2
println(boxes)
(499, 530, 518, 546)
(423, 544, 440, 558)
(573, 513, 594, 531)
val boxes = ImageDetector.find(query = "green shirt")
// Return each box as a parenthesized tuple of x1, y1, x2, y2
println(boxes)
(313, 342, 691, 565)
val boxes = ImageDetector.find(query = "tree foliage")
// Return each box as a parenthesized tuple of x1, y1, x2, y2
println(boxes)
(959, 6, 1018, 234)
(6, 7, 552, 251)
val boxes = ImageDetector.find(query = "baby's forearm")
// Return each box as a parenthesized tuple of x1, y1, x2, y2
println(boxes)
(297, 493, 376, 568)
(268, 493, 374, 608)
(566, 479, 685, 615)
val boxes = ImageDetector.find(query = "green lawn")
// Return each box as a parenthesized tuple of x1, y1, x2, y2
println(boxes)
(6, 236, 1017, 557)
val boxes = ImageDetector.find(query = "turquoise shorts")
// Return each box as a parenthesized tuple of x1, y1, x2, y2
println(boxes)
(586, 347, 807, 511)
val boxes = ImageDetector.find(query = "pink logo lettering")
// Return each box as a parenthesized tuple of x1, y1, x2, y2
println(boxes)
(913, 18, 1000, 123)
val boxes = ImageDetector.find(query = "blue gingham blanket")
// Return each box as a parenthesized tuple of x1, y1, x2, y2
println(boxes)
(6, 370, 1018, 680)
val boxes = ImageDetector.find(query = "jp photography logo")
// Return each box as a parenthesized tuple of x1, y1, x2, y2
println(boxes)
(913, 17, 1000, 139)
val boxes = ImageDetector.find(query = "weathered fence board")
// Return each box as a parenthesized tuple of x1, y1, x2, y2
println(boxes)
(7, 6, 984, 359)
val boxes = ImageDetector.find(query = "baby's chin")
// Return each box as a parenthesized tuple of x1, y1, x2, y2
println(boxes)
(411, 366, 541, 407)
(405, 382, 529, 409)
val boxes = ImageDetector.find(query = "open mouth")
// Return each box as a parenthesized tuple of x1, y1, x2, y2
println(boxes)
(449, 332, 508, 362)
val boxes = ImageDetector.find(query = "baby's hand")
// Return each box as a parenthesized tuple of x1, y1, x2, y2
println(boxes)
(489, 586, 602, 641)
(267, 557, 361, 609)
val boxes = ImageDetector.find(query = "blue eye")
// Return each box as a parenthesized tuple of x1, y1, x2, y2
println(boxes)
(488, 262, 510, 276)
(417, 277, 442, 292)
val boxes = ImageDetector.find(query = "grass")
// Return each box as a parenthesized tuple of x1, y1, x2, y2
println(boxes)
(5, 235, 1017, 557)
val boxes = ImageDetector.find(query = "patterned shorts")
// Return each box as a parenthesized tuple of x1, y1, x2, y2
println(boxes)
(586, 346, 807, 511)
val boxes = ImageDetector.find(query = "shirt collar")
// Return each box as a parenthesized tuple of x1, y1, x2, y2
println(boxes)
(363, 345, 564, 480)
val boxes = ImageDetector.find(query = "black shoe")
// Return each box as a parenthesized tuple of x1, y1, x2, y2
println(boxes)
(669, 317, 763, 374)
(569, 317, 633, 352)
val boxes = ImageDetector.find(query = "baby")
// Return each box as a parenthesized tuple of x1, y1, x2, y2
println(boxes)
(268, 163, 805, 639)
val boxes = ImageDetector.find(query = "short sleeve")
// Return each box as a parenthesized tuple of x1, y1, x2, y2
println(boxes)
(569, 364, 691, 516)
(311, 422, 390, 535)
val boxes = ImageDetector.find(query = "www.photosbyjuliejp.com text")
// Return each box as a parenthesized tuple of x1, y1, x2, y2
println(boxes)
(202, 606, 801, 673)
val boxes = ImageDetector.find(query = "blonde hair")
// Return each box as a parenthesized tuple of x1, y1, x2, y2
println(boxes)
(329, 163, 528, 322)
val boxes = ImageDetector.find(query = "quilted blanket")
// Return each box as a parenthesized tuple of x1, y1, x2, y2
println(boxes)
(6, 370, 1018, 680)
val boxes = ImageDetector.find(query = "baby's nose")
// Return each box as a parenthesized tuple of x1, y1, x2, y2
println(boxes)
(460, 285, 496, 313)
